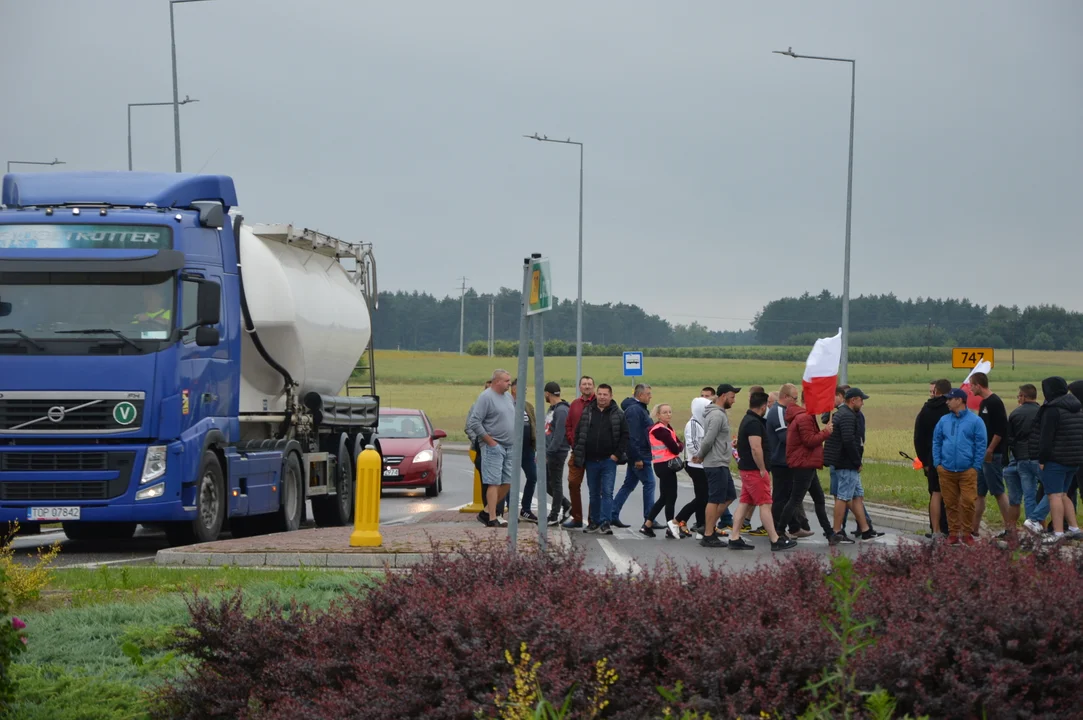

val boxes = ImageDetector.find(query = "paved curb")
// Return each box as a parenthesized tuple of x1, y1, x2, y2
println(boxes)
(155, 525, 572, 569)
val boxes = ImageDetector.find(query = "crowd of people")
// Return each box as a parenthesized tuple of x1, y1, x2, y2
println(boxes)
(914, 373, 1083, 545)
(464, 368, 1083, 550)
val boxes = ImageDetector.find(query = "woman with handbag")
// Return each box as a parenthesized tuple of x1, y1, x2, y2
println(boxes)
(640, 404, 686, 539)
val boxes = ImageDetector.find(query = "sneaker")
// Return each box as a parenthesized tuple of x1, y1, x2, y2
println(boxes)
(667, 519, 682, 540)
(600, 521, 613, 535)
(742, 521, 753, 532)
(771, 537, 798, 551)
(720, 524, 733, 533)
(830, 532, 855, 545)
(562, 518, 583, 529)
(792, 529, 816, 539)
(677, 522, 693, 539)
(963, 534, 977, 546)
(860, 529, 882, 541)
(610, 518, 631, 529)
(495, 516, 508, 527)
(1023, 519, 1044, 535)
(519, 510, 539, 524)
(665, 528, 676, 539)
(946, 535, 960, 546)
(476, 511, 491, 526)
(1065, 528, 1083, 541)
(728, 537, 755, 550)
(929, 532, 947, 541)
(749, 526, 769, 537)
(547, 515, 561, 527)
(1042, 532, 1064, 546)
(638, 524, 656, 538)
(584, 523, 600, 534)
(700, 534, 726, 548)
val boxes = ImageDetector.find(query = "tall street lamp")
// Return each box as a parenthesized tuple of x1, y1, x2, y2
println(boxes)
(170, 0, 213, 172)
(6, 158, 65, 173)
(773, 46, 856, 383)
(129, 96, 198, 171)
(524, 133, 585, 396)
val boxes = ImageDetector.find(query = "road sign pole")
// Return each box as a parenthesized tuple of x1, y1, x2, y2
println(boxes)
(508, 258, 531, 552)
(533, 310, 547, 551)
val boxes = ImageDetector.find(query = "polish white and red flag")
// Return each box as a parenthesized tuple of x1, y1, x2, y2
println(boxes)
(801, 329, 843, 414)
(961, 360, 992, 412)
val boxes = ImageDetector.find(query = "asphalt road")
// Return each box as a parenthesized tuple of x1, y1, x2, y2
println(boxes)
(8, 452, 479, 568)
(8, 453, 917, 571)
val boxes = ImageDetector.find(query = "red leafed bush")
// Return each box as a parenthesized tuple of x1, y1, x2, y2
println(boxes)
(150, 537, 1083, 720)
(853, 541, 1083, 720)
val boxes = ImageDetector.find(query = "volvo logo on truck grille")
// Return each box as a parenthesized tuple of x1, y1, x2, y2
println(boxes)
(0, 392, 146, 434)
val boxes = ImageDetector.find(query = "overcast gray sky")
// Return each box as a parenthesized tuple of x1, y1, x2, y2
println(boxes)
(3, 0, 1080, 331)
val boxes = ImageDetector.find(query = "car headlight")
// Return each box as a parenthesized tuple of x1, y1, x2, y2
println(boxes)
(141, 445, 167, 484)
(135, 482, 165, 501)
(413, 449, 434, 463)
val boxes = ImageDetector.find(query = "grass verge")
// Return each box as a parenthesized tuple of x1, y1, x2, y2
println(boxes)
(11, 566, 373, 720)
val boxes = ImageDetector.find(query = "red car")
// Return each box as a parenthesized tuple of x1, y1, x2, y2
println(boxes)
(377, 408, 446, 496)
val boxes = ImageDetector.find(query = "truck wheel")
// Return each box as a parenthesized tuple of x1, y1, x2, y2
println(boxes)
(312, 437, 354, 527)
(165, 451, 225, 546)
(270, 453, 304, 533)
(62, 522, 137, 541)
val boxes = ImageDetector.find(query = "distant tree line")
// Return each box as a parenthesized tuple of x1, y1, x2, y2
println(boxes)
(754, 290, 1083, 351)
(373, 286, 1082, 352)
(373, 288, 754, 351)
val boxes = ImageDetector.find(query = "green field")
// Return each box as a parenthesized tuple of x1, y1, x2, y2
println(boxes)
(368, 348, 1083, 455)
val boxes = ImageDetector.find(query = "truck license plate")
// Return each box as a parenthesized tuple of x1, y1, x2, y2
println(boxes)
(27, 506, 80, 521)
(383, 468, 399, 477)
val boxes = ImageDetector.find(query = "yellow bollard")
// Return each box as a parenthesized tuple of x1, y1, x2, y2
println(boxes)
(350, 445, 383, 547)
(459, 446, 486, 513)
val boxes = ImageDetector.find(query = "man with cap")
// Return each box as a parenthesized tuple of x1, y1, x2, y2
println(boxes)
(693, 383, 741, 547)
(823, 387, 878, 544)
(933, 388, 987, 545)
(543, 381, 572, 525)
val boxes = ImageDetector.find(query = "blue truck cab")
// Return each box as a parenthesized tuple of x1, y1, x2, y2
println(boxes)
(0, 172, 379, 545)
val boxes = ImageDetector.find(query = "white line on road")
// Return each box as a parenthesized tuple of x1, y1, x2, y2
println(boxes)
(597, 538, 642, 576)
(63, 555, 158, 569)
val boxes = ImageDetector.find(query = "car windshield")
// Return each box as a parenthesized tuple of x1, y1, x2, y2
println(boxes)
(379, 414, 429, 439)
(0, 272, 175, 340)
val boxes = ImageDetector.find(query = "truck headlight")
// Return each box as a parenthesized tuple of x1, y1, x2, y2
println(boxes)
(136, 483, 165, 501)
(141, 446, 167, 484)
(413, 449, 434, 463)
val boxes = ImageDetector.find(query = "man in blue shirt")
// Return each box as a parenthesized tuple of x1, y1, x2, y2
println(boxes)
(933, 388, 988, 545)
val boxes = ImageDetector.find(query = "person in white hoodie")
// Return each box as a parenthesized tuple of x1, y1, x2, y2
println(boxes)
(674, 397, 710, 538)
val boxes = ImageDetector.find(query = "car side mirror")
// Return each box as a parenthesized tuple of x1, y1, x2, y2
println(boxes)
(432, 429, 447, 440)
(196, 281, 220, 326)
(195, 326, 220, 347)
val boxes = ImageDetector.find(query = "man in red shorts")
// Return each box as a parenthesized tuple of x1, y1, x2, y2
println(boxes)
(728, 390, 798, 551)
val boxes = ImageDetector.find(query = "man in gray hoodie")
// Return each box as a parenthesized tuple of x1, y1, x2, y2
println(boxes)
(544, 381, 573, 525)
(466, 369, 517, 527)
(693, 383, 740, 547)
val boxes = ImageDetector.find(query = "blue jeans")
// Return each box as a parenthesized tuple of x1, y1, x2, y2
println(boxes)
(1004, 459, 1046, 522)
(496, 445, 538, 516)
(611, 463, 655, 523)
(585, 458, 618, 526)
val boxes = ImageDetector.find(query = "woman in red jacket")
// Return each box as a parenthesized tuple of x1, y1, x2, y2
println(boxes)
(640, 404, 686, 539)
(782, 398, 835, 539)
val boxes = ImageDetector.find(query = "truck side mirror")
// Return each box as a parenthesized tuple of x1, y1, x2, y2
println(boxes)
(0, 301, 10, 318)
(192, 201, 225, 229)
(196, 281, 221, 326)
(195, 326, 220, 347)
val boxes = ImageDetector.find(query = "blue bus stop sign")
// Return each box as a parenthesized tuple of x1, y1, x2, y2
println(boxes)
(623, 351, 643, 377)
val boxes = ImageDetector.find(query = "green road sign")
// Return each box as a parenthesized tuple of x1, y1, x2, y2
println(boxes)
(527, 257, 552, 315)
(113, 401, 138, 426)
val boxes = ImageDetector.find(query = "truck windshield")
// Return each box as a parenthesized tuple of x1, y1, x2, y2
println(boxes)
(0, 272, 175, 341)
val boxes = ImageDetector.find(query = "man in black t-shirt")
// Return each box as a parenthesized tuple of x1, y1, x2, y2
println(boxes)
(969, 372, 1010, 536)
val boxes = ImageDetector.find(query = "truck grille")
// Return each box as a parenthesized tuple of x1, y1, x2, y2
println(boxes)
(0, 481, 120, 501)
(1, 452, 109, 471)
(0, 397, 145, 433)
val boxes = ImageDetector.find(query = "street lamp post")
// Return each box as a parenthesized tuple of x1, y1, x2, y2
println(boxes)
(170, 0, 213, 172)
(774, 47, 856, 384)
(524, 133, 585, 396)
(129, 96, 198, 171)
(6, 158, 65, 173)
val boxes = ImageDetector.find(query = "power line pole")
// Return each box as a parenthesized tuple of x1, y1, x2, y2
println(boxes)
(458, 277, 468, 355)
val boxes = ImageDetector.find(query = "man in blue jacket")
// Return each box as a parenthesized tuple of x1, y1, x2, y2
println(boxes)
(611, 384, 656, 528)
(933, 388, 988, 545)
